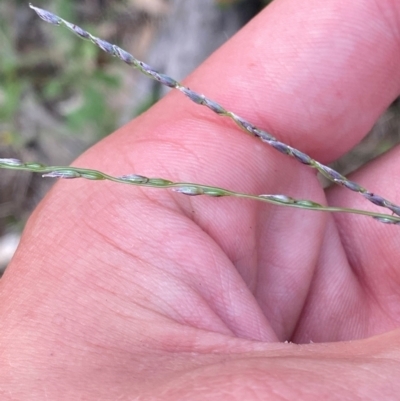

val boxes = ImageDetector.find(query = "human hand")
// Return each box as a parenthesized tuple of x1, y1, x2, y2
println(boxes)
(2, 0, 400, 399)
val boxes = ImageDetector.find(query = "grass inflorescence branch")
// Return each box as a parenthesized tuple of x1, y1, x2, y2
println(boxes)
(1, 158, 400, 225)
(28, 3, 400, 220)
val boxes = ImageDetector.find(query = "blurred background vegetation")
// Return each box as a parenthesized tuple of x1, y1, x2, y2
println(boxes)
(0, 0, 399, 273)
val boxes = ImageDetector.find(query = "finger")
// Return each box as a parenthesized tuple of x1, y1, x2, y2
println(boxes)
(327, 146, 400, 330)
(147, 0, 400, 162)
(293, 143, 400, 343)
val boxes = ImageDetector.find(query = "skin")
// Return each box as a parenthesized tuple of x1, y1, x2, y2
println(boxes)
(2, 0, 400, 399)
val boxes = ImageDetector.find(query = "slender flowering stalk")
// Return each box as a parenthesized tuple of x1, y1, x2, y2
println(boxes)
(1, 158, 399, 225)
(28, 4, 400, 218)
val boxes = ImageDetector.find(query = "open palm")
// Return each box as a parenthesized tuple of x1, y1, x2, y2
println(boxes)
(2, 0, 400, 399)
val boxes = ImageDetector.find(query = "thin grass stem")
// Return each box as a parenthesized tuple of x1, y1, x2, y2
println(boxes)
(1, 158, 399, 225)
(28, 4, 400, 219)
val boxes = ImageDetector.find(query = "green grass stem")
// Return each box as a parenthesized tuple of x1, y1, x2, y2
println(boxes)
(1, 158, 399, 225)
